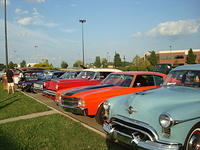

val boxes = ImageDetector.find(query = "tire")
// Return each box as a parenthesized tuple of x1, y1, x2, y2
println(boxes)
(184, 123, 200, 150)
(95, 104, 106, 125)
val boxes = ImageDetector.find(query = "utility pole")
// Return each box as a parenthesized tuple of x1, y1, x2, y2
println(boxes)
(4, 0, 9, 69)
(79, 19, 86, 66)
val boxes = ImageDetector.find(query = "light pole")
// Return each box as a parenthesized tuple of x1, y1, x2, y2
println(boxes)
(79, 19, 86, 66)
(4, 0, 9, 68)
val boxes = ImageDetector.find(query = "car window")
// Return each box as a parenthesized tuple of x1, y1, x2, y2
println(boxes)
(133, 75, 155, 87)
(94, 72, 112, 80)
(154, 75, 164, 86)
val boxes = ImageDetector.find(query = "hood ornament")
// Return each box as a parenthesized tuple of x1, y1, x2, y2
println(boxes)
(128, 106, 136, 114)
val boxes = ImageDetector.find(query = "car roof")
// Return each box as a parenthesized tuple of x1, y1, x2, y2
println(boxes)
(83, 68, 122, 72)
(110, 71, 166, 76)
(22, 70, 45, 73)
(173, 64, 200, 71)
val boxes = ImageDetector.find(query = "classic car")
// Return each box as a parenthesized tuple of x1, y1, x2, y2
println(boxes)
(103, 64, 200, 150)
(32, 70, 65, 93)
(18, 70, 46, 92)
(43, 68, 121, 99)
(43, 70, 81, 90)
(60, 72, 166, 124)
(13, 67, 45, 84)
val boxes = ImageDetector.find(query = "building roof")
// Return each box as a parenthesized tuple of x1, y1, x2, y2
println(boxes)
(157, 49, 200, 54)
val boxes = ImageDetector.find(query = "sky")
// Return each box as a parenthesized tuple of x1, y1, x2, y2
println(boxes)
(0, 0, 200, 67)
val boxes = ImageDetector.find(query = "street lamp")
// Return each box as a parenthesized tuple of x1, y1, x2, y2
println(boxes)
(79, 19, 86, 66)
(4, 0, 9, 68)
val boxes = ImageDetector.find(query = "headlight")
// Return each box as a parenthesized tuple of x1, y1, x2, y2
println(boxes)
(55, 93, 61, 101)
(78, 99, 85, 107)
(103, 101, 111, 111)
(55, 85, 59, 90)
(159, 113, 174, 128)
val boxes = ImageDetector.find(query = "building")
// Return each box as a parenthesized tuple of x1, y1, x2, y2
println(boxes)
(145, 49, 200, 66)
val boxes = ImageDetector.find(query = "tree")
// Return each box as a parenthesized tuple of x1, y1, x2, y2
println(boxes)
(8, 61, 18, 69)
(34, 59, 54, 69)
(61, 61, 68, 68)
(73, 60, 83, 67)
(20, 60, 26, 67)
(147, 51, 158, 66)
(186, 48, 196, 64)
(132, 55, 151, 71)
(94, 56, 101, 67)
(0, 63, 5, 70)
(114, 53, 122, 68)
(101, 58, 108, 68)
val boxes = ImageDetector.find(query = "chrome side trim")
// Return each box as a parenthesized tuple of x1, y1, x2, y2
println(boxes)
(43, 90, 56, 96)
(175, 116, 200, 125)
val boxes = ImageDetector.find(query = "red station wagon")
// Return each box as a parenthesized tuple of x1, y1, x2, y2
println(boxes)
(43, 68, 121, 99)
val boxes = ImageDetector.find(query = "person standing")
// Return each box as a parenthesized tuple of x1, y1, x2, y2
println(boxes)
(6, 68, 15, 94)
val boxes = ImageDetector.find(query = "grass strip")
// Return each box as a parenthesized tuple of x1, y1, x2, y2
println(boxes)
(0, 83, 50, 120)
(0, 114, 126, 150)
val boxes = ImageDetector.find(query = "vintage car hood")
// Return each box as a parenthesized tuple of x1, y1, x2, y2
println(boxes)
(19, 80, 39, 85)
(114, 86, 200, 119)
(64, 85, 155, 100)
(47, 78, 101, 91)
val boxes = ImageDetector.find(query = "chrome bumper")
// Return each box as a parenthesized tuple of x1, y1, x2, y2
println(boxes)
(43, 90, 56, 97)
(61, 104, 86, 116)
(103, 122, 182, 150)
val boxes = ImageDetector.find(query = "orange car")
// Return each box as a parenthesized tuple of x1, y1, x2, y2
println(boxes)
(60, 72, 166, 124)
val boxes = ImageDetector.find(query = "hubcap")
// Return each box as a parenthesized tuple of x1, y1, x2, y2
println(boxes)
(187, 128, 200, 150)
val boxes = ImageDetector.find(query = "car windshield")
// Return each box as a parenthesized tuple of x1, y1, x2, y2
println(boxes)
(163, 70, 200, 88)
(24, 72, 45, 80)
(59, 71, 79, 79)
(76, 71, 96, 79)
(102, 74, 133, 87)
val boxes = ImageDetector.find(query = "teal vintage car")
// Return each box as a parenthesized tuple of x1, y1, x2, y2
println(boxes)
(103, 64, 200, 150)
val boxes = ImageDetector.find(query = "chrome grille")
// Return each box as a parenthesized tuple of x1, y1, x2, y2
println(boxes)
(110, 116, 158, 142)
(61, 96, 79, 106)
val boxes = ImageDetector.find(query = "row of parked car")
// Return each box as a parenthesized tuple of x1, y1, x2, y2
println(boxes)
(15, 65, 200, 150)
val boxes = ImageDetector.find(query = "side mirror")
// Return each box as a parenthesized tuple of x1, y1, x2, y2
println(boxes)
(136, 83, 141, 87)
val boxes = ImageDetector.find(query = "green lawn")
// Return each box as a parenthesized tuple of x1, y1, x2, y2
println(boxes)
(0, 83, 50, 120)
(0, 114, 126, 150)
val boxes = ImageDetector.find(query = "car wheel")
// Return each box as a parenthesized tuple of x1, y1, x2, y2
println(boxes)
(184, 123, 200, 150)
(95, 104, 106, 125)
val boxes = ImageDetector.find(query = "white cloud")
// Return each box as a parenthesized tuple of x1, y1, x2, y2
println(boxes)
(15, 8, 29, 15)
(63, 28, 76, 33)
(16, 8, 58, 27)
(24, 0, 46, 3)
(0, 0, 10, 5)
(131, 32, 143, 38)
(17, 17, 33, 25)
(132, 19, 200, 38)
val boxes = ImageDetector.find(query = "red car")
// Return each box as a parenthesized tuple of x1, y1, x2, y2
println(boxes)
(43, 68, 121, 99)
(59, 72, 166, 124)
